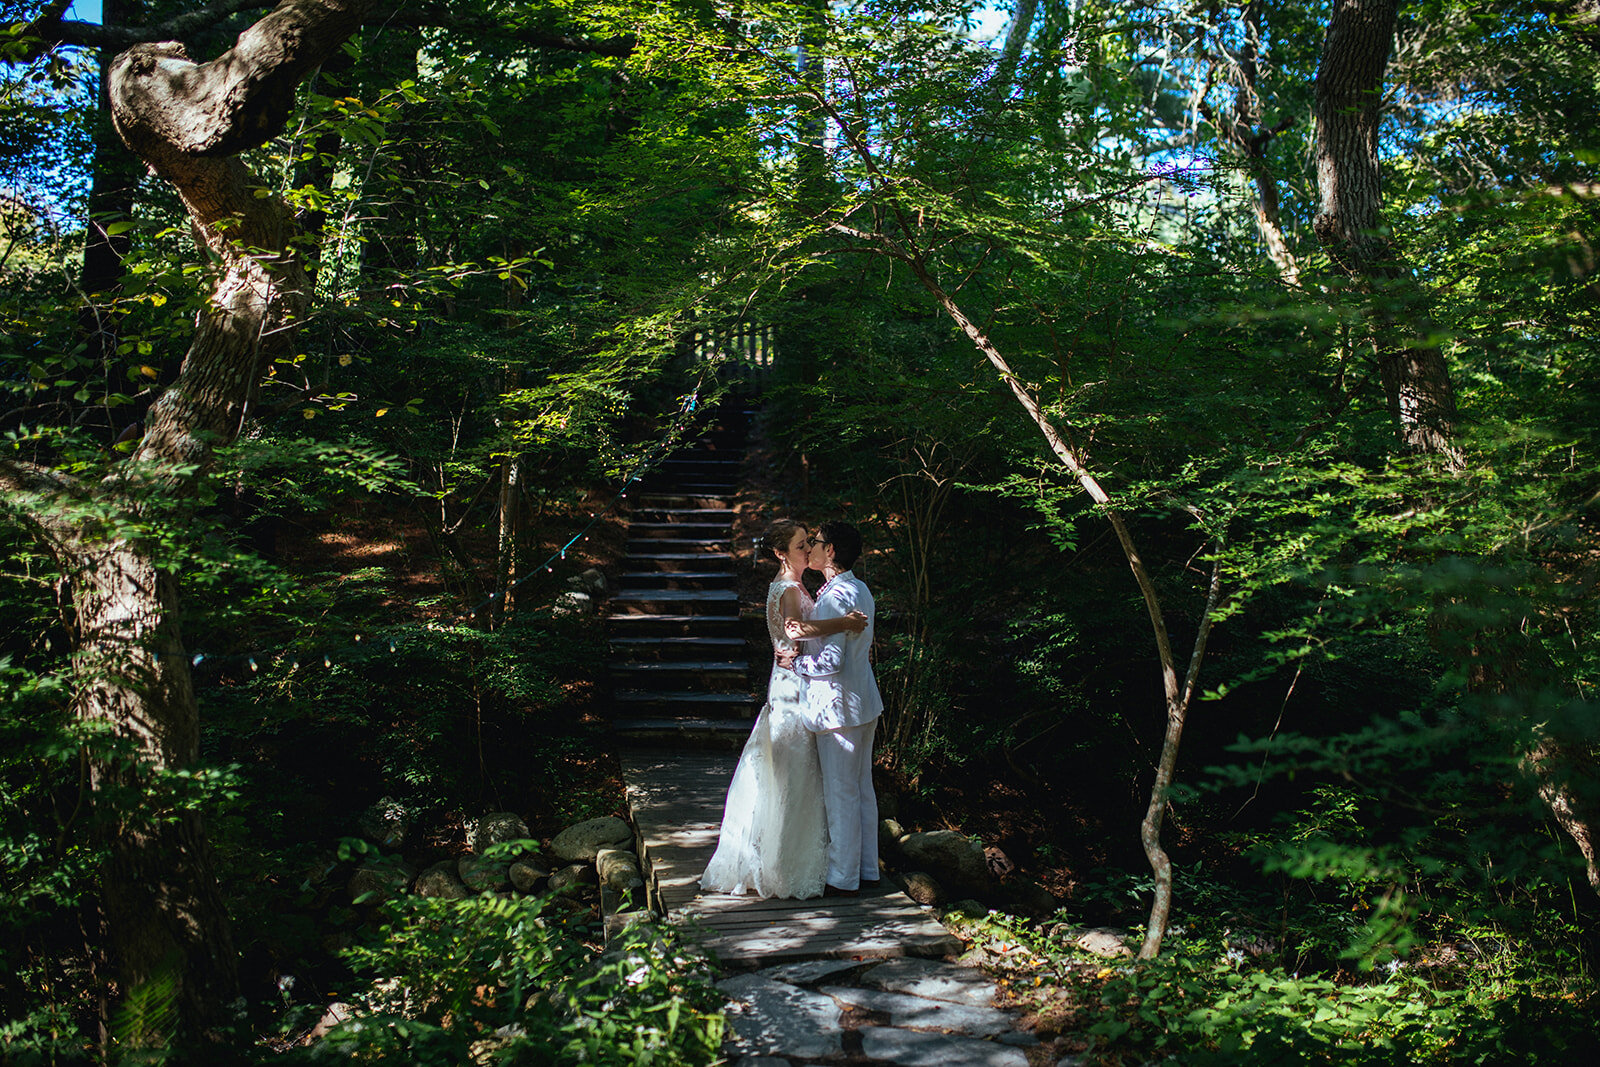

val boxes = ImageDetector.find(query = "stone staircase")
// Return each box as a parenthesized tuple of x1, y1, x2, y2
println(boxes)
(608, 412, 757, 747)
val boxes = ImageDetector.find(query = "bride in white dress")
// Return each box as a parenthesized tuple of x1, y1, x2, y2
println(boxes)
(701, 519, 866, 899)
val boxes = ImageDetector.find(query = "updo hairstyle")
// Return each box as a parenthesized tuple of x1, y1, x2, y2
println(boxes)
(762, 518, 805, 565)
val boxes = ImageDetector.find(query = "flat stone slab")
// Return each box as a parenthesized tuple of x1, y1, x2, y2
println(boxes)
(718, 974, 843, 1060)
(858, 1026, 1030, 1067)
(820, 986, 1016, 1038)
(757, 958, 862, 986)
(861, 957, 998, 1007)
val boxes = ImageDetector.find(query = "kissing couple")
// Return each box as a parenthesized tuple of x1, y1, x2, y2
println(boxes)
(701, 519, 882, 900)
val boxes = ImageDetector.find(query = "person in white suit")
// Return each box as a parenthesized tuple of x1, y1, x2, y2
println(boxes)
(781, 521, 883, 896)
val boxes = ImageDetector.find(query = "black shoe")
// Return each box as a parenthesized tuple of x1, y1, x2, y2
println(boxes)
(823, 884, 859, 898)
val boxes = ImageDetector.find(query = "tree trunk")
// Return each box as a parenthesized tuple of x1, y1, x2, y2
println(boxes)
(66, 0, 377, 1036)
(1312, 0, 1457, 457)
(1208, 2, 1301, 286)
(79, 0, 145, 408)
(900, 255, 1224, 956)
(70, 539, 239, 1036)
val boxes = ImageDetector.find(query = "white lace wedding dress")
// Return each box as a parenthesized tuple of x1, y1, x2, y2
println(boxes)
(700, 577, 829, 899)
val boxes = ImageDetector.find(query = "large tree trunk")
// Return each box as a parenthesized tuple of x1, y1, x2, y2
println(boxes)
(1312, 0, 1457, 457)
(66, 0, 376, 1037)
(69, 538, 240, 1036)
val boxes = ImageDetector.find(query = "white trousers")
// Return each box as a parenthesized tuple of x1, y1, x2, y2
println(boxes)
(815, 718, 879, 890)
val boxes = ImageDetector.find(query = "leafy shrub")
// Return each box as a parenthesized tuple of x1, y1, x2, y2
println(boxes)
(313, 893, 724, 1065)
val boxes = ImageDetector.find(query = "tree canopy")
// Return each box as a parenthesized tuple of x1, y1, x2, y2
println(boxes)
(3, 0, 1600, 1061)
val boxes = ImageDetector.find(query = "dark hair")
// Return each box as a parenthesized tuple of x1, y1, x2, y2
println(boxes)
(819, 520, 862, 570)
(762, 518, 805, 563)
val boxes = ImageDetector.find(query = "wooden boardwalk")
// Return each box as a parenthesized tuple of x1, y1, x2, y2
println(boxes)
(620, 748, 962, 967)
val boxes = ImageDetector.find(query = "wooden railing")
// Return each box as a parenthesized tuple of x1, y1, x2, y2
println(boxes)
(686, 322, 776, 384)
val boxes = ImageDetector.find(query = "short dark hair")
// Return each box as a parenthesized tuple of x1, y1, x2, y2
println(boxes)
(761, 518, 805, 564)
(819, 521, 862, 570)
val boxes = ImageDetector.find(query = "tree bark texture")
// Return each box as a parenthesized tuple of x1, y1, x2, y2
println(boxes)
(36, 0, 380, 1036)
(1312, 0, 1457, 457)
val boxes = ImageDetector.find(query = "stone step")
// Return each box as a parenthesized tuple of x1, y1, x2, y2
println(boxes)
(606, 614, 744, 638)
(612, 718, 752, 749)
(609, 662, 750, 689)
(632, 493, 735, 510)
(625, 538, 732, 554)
(618, 571, 737, 590)
(630, 508, 737, 524)
(633, 479, 739, 495)
(613, 690, 757, 718)
(608, 635, 746, 661)
(628, 523, 731, 540)
(609, 589, 739, 616)
(624, 553, 736, 573)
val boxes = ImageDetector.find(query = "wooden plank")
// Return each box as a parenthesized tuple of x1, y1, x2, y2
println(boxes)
(620, 747, 961, 967)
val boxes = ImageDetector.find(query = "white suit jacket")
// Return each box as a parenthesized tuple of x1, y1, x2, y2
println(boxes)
(796, 570, 883, 732)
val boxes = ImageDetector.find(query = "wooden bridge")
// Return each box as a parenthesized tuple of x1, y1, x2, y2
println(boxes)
(620, 748, 961, 965)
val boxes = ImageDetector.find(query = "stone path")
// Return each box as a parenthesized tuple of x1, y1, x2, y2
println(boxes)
(718, 956, 1042, 1067)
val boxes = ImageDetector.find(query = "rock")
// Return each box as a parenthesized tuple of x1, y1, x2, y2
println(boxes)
(860, 957, 996, 1008)
(879, 818, 908, 857)
(821, 986, 1015, 1038)
(548, 863, 598, 892)
(509, 861, 548, 892)
(595, 848, 645, 892)
(577, 568, 607, 597)
(307, 1002, 355, 1041)
(414, 860, 469, 900)
(551, 816, 634, 862)
(457, 856, 510, 893)
(946, 899, 988, 919)
(346, 857, 414, 904)
(355, 796, 411, 850)
(471, 812, 530, 853)
(554, 590, 593, 616)
(756, 959, 861, 986)
(984, 846, 1016, 881)
(900, 871, 945, 907)
(1003, 878, 1059, 917)
(857, 1026, 1029, 1067)
(900, 830, 989, 888)
(1073, 927, 1133, 958)
(718, 973, 844, 1060)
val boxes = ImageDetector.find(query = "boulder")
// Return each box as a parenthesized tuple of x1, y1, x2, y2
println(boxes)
(509, 861, 548, 892)
(570, 568, 607, 597)
(1003, 878, 1060, 917)
(549, 863, 599, 892)
(346, 857, 414, 904)
(595, 848, 645, 892)
(899, 830, 988, 888)
(899, 871, 945, 907)
(355, 796, 411, 850)
(878, 818, 908, 858)
(458, 856, 510, 893)
(1072, 927, 1133, 958)
(414, 860, 469, 900)
(551, 816, 633, 862)
(471, 812, 531, 853)
(553, 591, 593, 617)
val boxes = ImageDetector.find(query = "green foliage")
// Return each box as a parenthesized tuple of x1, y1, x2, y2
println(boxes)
(320, 895, 723, 1066)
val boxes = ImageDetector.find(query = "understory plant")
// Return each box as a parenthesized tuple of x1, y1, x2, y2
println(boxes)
(307, 893, 724, 1065)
